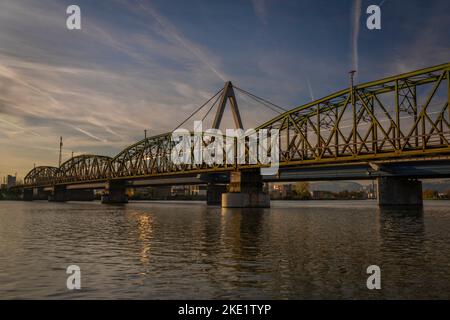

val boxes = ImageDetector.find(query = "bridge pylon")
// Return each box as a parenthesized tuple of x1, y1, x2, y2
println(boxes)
(101, 180, 129, 204)
(222, 170, 270, 208)
(208, 82, 270, 208)
(48, 185, 67, 202)
(377, 177, 423, 207)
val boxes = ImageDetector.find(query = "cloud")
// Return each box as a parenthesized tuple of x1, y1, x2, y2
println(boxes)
(0, 116, 41, 137)
(0, 0, 234, 176)
(250, 0, 268, 24)
(0, 0, 448, 178)
(351, 0, 362, 74)
(70, 125, 107, 143)
(306, 78, 315, 101)
(126, 0, 227, 82)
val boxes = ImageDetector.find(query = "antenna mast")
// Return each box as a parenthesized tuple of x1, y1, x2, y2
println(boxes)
(58, 136, 63, 167)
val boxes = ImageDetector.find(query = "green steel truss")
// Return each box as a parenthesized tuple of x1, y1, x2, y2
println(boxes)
(22, 63, 450, 187)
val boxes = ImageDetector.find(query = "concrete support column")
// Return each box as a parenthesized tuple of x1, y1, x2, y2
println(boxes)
(66, 189, 95, 201)
(222, 170, 270, 208)
(23, 188, 33, 201)
(377, 177, 423, 207)
(48, 186, 67, 202)
(101, 181, 128, 204)
(206, 183, 227, 205)
(35, 188, 49, 200)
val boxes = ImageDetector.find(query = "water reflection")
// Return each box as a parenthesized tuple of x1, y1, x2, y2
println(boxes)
(378, 206, 425, 254)
(1, 200, 450, 299)
(137, 214, 153, 266)
(220, 208, 266, 272)
(377, 206, 427, 299)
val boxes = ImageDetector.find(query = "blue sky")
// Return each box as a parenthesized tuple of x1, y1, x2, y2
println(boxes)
(0, 0, 449, 177)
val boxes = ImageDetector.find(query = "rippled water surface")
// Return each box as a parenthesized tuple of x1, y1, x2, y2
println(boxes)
(1, 200, 450, 299)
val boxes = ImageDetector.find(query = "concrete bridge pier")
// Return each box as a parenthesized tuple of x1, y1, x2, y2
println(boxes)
(66, 189, 95, 201)
(377, 177, 423, 207)
(207, 183, 227, 205)
(48, 186, 67, 202)
(35, 187, 49, 200)
(23, 188, 33, 201)
(222, 170, 270, 208)
(101, 181, 128, 204)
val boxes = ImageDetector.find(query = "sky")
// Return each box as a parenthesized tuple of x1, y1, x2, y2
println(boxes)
(0, 0, 449, 178)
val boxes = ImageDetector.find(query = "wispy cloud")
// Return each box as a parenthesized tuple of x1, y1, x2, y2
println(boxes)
(0, 0, 232, 175)
(251, 0, 268, 24)
(70, 125, 107, 143)
(306, 78, 315, 101)
(0, 116, 41, 137)
(129, 0, 227, 82)
(351, 0, 362, 74)
(0, 0, 448, 177)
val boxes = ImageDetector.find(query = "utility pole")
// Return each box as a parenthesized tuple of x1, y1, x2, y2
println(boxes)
(58, 136, 63, 167)
(144, 130, 147, 139)
(349, 70, 357, 154)
(349, 70, 356, 104)
(372, 179, 377, 200)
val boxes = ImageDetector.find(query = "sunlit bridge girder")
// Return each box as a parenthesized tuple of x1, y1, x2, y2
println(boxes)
(257, 63, 450, 165)
(23, 166, 58, 187)
(20, 62, 450, 187)
(55, 154, 112, 184)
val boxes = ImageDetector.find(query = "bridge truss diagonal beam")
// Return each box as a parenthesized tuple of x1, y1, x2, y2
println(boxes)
(20, 63, 450, 188)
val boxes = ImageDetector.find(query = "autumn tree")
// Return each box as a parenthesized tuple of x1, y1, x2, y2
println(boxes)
(294, 182, 311, 200)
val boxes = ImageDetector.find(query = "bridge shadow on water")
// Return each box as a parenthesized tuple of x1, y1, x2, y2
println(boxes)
(375, 206, 437, 299)
(377, 205, 425, 252)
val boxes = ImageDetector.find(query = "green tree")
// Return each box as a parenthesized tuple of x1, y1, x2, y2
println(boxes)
(294, 182, 311, 200)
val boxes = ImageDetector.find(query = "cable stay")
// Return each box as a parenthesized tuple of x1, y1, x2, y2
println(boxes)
(233, 86, 288, 114)
(173, 88, 224, 131)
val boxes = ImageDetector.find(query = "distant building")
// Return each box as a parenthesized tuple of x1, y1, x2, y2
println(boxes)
(171, 185, 187, 197)
(362, 183, 377, 199)
(270, 183, 294, 199)
(7, 175, 16, 189)
(187, 185, 207, 196)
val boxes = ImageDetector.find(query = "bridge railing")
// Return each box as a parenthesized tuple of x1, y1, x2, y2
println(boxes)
(258, 63, 450, 166)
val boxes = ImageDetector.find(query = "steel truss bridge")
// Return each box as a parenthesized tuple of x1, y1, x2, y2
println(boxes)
(20, 63, 450, 205)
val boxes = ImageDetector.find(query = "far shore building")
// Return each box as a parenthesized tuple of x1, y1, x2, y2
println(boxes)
(7, 175, 16, 189)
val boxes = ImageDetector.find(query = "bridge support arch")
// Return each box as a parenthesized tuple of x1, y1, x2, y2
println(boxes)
(377, 177, 423, 207)
(101, 181, 128, 204)
(222, 170, 270, 208)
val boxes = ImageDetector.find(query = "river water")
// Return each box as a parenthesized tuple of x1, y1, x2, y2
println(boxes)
(0, 200, 449, 299)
